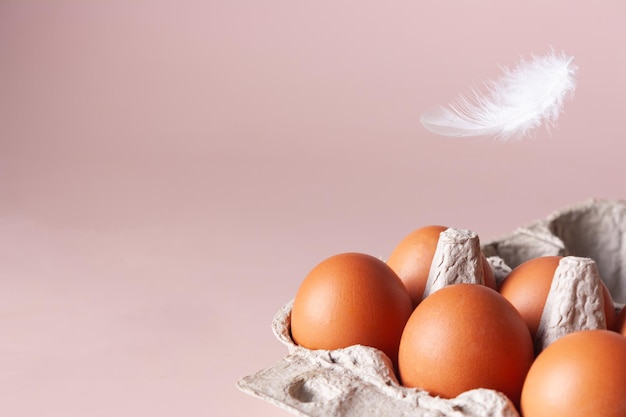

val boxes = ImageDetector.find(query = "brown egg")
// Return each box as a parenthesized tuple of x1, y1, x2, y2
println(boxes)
(499, 256, 615, 339)
(386, 225, 446, 306)
(387, 225, 496, 307)
(291, 252, 413, 369)
(521, 329, 626, 417)
(499, 256, 562, 338)
(398, 283, 534, 408)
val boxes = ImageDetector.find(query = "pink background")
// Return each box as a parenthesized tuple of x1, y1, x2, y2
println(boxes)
(1, 1, 626, 416)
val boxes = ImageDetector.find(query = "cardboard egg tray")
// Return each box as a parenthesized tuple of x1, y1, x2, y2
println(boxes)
(238, 198, 626, 417)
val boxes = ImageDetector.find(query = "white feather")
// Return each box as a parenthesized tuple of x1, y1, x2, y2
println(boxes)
(420, 50, 578, 140)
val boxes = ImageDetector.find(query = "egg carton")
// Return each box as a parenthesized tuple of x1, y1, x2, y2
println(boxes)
(237, 198, 626, 417)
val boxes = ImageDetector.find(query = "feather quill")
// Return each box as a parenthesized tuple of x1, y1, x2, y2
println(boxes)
(420, 50, 578, 140)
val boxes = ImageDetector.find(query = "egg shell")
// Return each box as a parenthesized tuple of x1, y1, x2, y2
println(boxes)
(521, 329, 626, 417)
(398, 284, 534, 409)
(290, 252, 413, 369)
(499, 256, 563, 338)
(386, 225, 447, 306)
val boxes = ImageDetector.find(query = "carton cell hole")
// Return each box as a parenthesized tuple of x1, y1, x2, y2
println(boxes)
(548, 209, 626, 304)
(289, 375, 341, 403)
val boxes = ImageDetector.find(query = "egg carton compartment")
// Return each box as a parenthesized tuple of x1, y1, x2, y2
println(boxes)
(482, 198, 626, 306)
(238, 301, 517, 417)
(238, 198, 626, 417)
